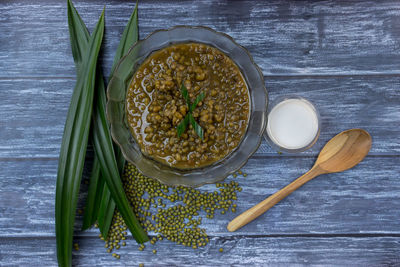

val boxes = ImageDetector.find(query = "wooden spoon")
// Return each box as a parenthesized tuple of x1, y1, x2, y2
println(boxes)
(227, 129, 372, 232)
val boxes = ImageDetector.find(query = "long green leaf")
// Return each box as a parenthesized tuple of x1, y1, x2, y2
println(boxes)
(66, 0, 105, 232)
(92, 80, 148, 242)
(91, 1, 148, 243)
(66, 0, 89, 70)
(56, 3, 104, 266)
(111, 1, 139, 76)
(66, 0, 110, 233)
(97, 183, 116, 238)
(67, 0, 146, 243)
(94, 1, 139, 237)
(67, 0, 146, 241)
(82, 157, 104, 230)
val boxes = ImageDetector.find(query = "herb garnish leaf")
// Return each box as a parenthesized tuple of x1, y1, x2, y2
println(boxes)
(190, 91, 205, 112)
(180, 83, 191, 106)
(177, 114, 190, 138)
(176, 83, 205, 140)
(188, 113, 204, 139)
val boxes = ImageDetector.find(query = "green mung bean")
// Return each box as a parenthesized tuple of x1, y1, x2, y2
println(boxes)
(101, 163, 243, 257)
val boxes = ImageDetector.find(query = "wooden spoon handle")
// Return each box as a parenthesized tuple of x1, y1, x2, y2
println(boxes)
(227, 166, 323, 232)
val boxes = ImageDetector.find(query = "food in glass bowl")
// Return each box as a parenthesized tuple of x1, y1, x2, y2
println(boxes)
(107, 26, 267, 186)
(126, 43, 250, 169)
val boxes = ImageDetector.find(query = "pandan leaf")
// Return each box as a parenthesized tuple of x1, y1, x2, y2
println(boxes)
(55, 3, 104, 266)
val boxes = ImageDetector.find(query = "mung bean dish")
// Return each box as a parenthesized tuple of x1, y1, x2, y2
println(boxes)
(126, 43, 250, 169)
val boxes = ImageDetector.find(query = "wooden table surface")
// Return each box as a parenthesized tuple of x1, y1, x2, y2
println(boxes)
(1, 0, 400, 266)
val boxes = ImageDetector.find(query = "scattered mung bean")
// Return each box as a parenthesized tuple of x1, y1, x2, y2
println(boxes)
(100, 164, 247, 259)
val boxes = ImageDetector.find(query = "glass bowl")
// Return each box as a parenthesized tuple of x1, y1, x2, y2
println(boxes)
(107, 26, 267, 187)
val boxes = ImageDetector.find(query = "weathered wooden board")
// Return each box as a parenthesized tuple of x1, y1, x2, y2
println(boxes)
(1, 156, 399, 237)
(1, 0, 400, 265)
(1, 236, 399, 266)
(1, 76, 399, 158)
(1, 0, 400, 78)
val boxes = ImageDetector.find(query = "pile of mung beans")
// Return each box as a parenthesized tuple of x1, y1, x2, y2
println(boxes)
(97, 162, 246, 260)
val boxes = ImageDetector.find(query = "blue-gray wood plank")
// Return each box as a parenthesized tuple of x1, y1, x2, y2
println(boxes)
(0, 0, 399, 266)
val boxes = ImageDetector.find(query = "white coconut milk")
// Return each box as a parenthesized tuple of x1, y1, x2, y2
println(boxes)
(267, 98, 319, 150)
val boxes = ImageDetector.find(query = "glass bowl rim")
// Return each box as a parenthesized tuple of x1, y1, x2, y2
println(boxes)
(107, 25, 268, 187)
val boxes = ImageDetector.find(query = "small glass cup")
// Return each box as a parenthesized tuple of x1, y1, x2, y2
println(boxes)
(263, 96, 321, 153)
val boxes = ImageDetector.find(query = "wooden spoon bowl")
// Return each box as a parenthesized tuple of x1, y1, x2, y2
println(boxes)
(227, 129, 372, 232)
(316, 129, 372, 173)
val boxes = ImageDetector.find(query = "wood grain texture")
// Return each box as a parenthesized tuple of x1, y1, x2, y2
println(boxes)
(1, 0, 400, 78)
(1, 76, 399, 158)
(1, 157, 399, 237)
(1, 236, 399, 266)
(1, 0, 400, 265)
(229, 129, 373, 232)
